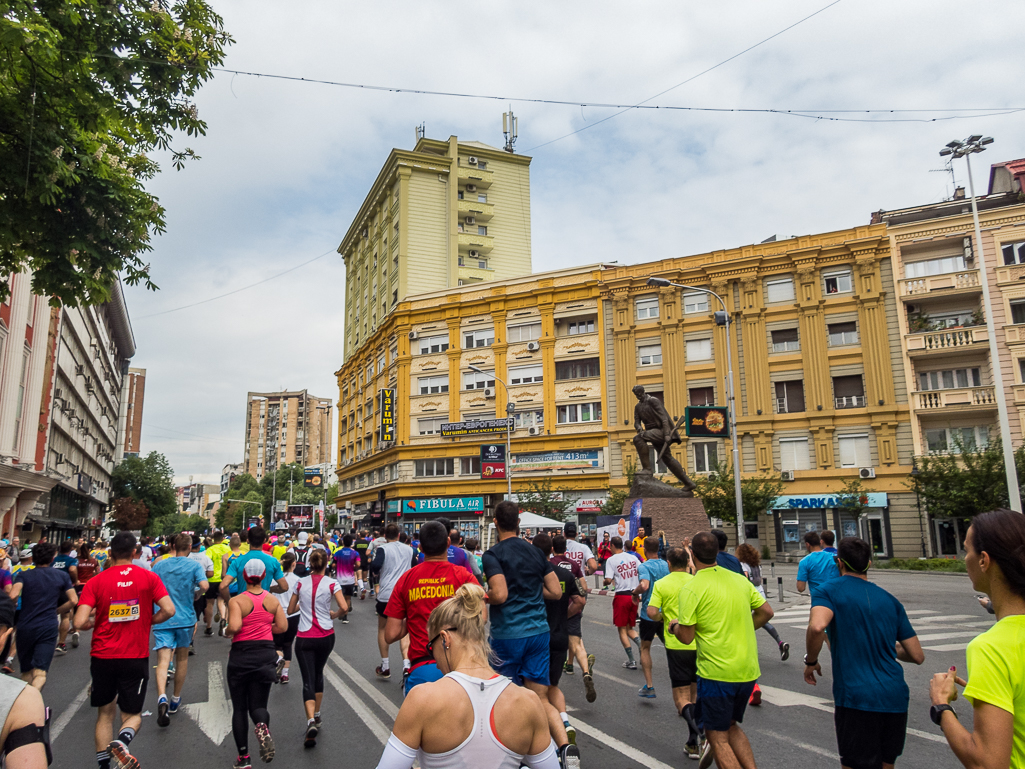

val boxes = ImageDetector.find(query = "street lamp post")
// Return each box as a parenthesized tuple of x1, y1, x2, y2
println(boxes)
(940, 136, 1021, 513)
(647, 277, 747, 544)
(469, 364, 514, 499)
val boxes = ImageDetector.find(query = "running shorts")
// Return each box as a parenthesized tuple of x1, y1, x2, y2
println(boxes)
(405, 661, 443, 695)
(548, 648, 565, 688)
(16, 625, 58, 674)
(834, 707, 908, 769)
(567, 613, 582, 638)
(152, 627, 193, 650)
(341, 584, 356, 597)
(638, 618, 664, 643)
(695, 678, 756, 732)
(205, 582, 221, 600)
(666, 649, 698, 688)
(90, 657, 149, 713)
(491, 632, 550, 687)
(612, 594, 638, 628)
(376, 600, 388, 618)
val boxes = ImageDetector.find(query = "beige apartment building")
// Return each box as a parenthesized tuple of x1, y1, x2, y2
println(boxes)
(338, 134, 533, 361)
(243, 390, 332, 480)
(879, 158, 1025, 555)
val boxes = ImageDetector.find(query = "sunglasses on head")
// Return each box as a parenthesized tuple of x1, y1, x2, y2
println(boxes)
(426, 627, 457, 655)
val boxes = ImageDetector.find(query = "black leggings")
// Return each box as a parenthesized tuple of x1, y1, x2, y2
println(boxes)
(273, 615, 300, 662)
(294, 634, 335, 703)
(227, 642, 276, 755)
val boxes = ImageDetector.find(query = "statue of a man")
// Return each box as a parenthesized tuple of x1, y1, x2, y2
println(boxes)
(632, 385, 697, 493)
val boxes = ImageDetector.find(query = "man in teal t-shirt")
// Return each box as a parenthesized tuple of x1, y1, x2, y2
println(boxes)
(218, 527, 287, 599)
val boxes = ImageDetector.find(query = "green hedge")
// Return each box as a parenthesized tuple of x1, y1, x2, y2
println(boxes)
(875, 558, 967, 573)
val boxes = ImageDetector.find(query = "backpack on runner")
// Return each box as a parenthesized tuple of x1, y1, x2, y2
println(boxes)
(293, 546, 311, 577)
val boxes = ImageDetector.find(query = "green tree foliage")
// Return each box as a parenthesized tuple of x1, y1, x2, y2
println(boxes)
(147, 512, 208, 537)
(217, 466, 336, 533)
(0, 1, 232, 305)
(693, 462, 783, 527)
(109, 496, 148, 531)
(908, 437, 1025, 520)
(834, 478, 872, 516)
(110, 451, 176, 530)
(515, 477, 573, 521)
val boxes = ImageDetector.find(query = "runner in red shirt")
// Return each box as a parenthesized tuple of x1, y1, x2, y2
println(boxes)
(74, 531, 174, 769)
(383, 521, 477, 694)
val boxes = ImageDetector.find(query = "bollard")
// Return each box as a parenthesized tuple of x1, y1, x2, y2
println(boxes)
(770, 562, 775, 579)
(777, 576, 785, 602)
(762, 577, 768, 594)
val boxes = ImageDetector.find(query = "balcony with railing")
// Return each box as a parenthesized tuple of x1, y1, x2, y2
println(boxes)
(912, 386, 997, 411)
(906, 326, 989, 357)
(834, 395, 867, 409)
(899, 269, 981, 299)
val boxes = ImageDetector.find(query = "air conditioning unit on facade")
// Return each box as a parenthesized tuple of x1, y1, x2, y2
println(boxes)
(859, 467, 876, 479)
(527, 426, 540, 436)
(465, 217, 476, 226)
(483, 388, 496, 398)
(408, 331, 418, 340)
(466, 184, 477, 192)
(526, 341, 540, 352)
(780, 470, 796, 482)
(467, 156, 478, 166)
(469, 250, 480, 258)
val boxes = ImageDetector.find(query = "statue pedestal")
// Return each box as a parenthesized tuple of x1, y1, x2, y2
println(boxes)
(626, 497, 709, 546)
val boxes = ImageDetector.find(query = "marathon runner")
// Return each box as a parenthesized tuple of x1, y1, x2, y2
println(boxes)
(205, 531, 231, 634)
(354, 532, 371, 598)
(188, 535, 215, 641)
(272, 552, 301, 684)
(74, 531, 175, 769)
(635, 537, 669, 699)
(369, 524, 412, 680)
(603, 536, 641, 669)
(51, 540, 79, 654)
(549, 535, 596, 702)
(332, 535, 361, 622)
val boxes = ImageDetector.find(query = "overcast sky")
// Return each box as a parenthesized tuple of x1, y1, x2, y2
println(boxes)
(125, 0, 1025, 485)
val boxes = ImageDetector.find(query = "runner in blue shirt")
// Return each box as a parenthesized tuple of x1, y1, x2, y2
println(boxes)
(797, 531, 841, 598)
(634, 538, 669, 699)
(219, 528, 289, 601)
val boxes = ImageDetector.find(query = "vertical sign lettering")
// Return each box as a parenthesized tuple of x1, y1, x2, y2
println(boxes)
(379, 388, 395, 442)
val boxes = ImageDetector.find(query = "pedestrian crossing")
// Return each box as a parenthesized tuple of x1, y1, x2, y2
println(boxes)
(764, 604, 993, 653)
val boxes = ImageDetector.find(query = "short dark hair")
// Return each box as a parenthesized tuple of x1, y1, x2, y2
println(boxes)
(385, 523, 400, 540)
(213, 530, 224, 542)
(247, 527, 267, 547)
(435, 517, 453, 533)
(493, 501, 519, 532)
(552, 535, 567, 554)
(449, 528, 463, 546)
(820, 530, 835, 547)
(342, 534, 353, 547)
(32, 541, 56, 566)
(419, 521, 448, 557)
(399, 531, 408, 544)
(0, 593, 15, 631)
(532, 533, 552, 556)
(804, 531, 821, 548)
(60, 539, 74, 554)
(110, 531, 137, 560)
(464, 537, 477, 551)
(563, 522, 577, 538)
(610, 536, 623, 549)
(970, 509, 1025, 600)
(666, 546, 690, 570)
(643, 536, 659, 554)
(711, 529, 728, 551)
(191, 534, 202, 550)
(837, 537, 871, 573)
(691, 532, 719, 565)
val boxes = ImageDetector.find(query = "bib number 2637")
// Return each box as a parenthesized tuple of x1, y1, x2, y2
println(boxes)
(108, 600, 140, 623)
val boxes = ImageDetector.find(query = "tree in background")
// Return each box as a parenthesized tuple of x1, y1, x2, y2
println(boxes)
(217, 473, 265, 532)
(0, 2, 232, 306)
(109, 497, 149, 531)
(693, 462, 783, 531)
(834, 478, 872, 518)
(515, 477, 573, 522)
(148, 512, 208, 537)
(109, 451, 176, 530)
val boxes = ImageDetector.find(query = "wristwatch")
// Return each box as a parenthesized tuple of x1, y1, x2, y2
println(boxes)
(930, 704, 956, 726)
(803, 654, 818, 666)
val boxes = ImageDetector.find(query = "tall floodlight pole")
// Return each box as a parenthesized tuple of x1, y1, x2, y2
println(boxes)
(647, 277, 746, 543)
(470, 364, 514, 498)
(940, 136, 1021, 513)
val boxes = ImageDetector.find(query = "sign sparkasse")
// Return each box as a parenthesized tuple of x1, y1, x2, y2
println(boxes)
(379, 388, 396, 442)
(440, 418, 513, 437)
(480, 444, 506, 480)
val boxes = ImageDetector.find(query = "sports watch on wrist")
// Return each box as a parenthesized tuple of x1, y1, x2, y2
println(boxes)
(930, 704, 956, 726)
(803, 654, 818, 666)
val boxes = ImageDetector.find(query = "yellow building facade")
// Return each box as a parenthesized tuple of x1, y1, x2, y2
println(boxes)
(338, 136, 532, 362)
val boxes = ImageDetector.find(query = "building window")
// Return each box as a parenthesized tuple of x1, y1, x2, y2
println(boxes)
(837, 434, 871, 468)
(925, 426, 989, 453)
(638, 343, 662, 366)
(390, 464, 399, 481)
(507, 323, 541, 343)
(464, 328, 495, 348)
(779, 438, 811, 471)
(1011, 300, 1025, 325)
(555, 358, 600, 380)
(833, 375, 866, 409)
(1020, 358, 1025, 383)
(459, 456, 481, 475)
(557, 402, 602, 424)
(918, 367, 982, 391)
(683, 292, 709, 314)
(770, 328, 800, 353)
(463, 370, 496, 390)
(1002, 241, 1025, 265)
(905, 255, 966, 279)
(689, 386, 715, 406)
(566, 318, 595, 335)
(12, 350, 28, 451)
(693, 441, 718, 473)
(514, 410, 544, 429)
(414, 458, 455, 477)
(827, 321, 859, 346)
(417, 375, 449, 395)
(457, 190, 464, 200)
(417, 417, 445, 435)
(418, 334, 450, 354)
(775, 380, 806, 413)
(636, 297, 659, 320)
(477, 226, 488, 236)
(766, 278, 795, 303)
(686, 339, 712, 361)
(509, 365, 542, 385)
(823, 270, 853, 294)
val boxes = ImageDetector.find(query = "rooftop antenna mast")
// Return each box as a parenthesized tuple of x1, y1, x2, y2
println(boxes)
(502, 108, 518, 153)
(415, 122, 426, 142)
(929, 157, 957, 199)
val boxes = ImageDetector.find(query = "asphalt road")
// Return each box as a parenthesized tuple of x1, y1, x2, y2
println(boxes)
(42, 567, 982, 769)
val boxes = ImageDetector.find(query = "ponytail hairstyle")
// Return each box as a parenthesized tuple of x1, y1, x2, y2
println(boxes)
(970, 509, 1025, 600)
(308, 548, 328, 574)
(281, 552, 297, 573)
(427, 583, 490, 661)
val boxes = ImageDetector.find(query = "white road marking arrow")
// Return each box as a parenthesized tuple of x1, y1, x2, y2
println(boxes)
(183, 661, 232, 745)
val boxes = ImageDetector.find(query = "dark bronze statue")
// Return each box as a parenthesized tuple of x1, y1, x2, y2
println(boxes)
(632, 385, 697, 494)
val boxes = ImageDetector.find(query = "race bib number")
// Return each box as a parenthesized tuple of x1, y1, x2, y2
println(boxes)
(108, 600, 140, 623)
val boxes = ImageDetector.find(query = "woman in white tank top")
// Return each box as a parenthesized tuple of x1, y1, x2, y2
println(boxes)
(373, 583, 571, 769)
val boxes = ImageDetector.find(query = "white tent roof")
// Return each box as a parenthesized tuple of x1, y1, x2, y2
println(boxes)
(516, 512, 564, 528)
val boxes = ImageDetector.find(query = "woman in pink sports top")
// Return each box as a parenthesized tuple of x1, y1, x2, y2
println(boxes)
(226, 558, 287, 769)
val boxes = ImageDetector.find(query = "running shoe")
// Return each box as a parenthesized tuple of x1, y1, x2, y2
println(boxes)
(401, 668, 410, 690)
(583, 672, 596, 703)
(204, 627, 214, 636)
(55, 643, 67, 656)
(70, 631, 80, 648)
(375, 665, 391, 679)
(558, 743, 581, 769)
(749, 684, 762, 706)
(214, 610, 221, 623)
(303, 722, 319, 749)
(188, 643, 196, 656)
(342, 618, 349, 624)
(167, 663, 176, 680)
(279, 672, 289, 685)
(274, 657, 286, 681)
(168, 697, 181, 715)
(254, 723, 274, 762)
(157, 697, 170, 727)
(698, 739, 714, 769)
(637, 685, 656, 699)
(359, 589, 366, 601)
(108, 739, 140, 769)
(586, 653, 596, 674)
(622, 660, 637, 670)
(314, 713, 322, 727)
(233, 754, 252, 769)
(779, 642, 790, 662)
(563, 661, 574, 675)
(685, 741, 701, 761)
(565, 724, 576, 745)
(219, 619, 228, 637)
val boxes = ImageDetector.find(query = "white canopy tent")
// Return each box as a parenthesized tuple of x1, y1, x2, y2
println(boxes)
(516, 512, 565, 529)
